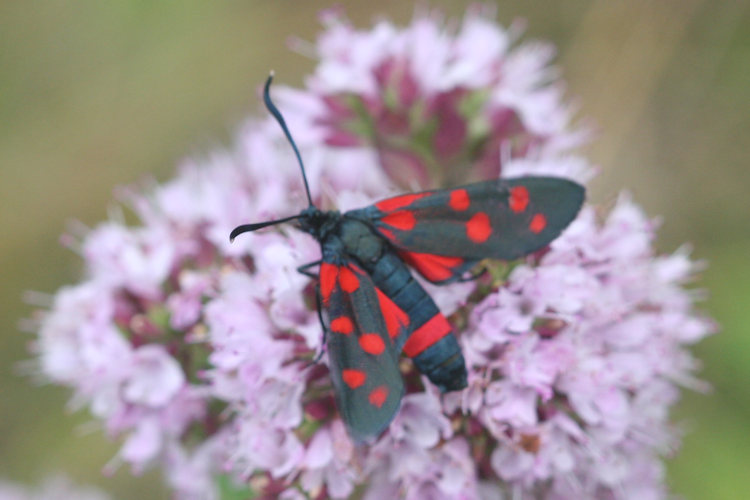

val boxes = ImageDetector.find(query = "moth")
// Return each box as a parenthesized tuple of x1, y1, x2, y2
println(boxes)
(231, 75, 585, 442)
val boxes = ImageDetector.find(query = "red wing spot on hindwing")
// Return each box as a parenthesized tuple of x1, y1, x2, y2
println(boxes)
(359, 333, 386, 355)
(400, 251, 464, 282)
(381, 210, 416, 231)
(338, 266, 360, 293)
(375, 192, 430, 212)
(342, 369, 367, 389)
(319, 263, 338, 304)
(529, 213, 547, 234)
(368, 386, 389, 408)
(466, 212, 492, 243)
(449, 189, 470, 211)
(402, 314, 452, 357)
(331, 316, 354, 335)
(509, 186, 530, 213)
(375, 288, 410, 339)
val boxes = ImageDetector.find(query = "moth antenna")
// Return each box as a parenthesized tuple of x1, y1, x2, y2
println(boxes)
(229, 214, 301, 242)
(264, 72, 314, 208)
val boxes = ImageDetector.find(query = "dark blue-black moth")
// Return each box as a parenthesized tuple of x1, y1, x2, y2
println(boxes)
(230, 74, 585, 442)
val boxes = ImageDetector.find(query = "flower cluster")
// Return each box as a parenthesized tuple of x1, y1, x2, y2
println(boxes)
(34, 120, 318, 498)
(454, 190, 712, 498)
(31, 8, 713, 500)
(279, 6, 589, 190)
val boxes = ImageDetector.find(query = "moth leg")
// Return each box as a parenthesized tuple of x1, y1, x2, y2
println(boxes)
(297, 260, 322, 278)
(303, 285, 328, 370)
(310, 286, 328, 365)
(456, 267, 488, 283)
(297, 260, 327, 366)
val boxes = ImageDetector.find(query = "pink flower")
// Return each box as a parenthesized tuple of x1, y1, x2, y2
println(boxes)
(82, 223, 175, 299)
(363, 394, 478, 499)
(163, 433, 229, 500)
(298, 421, 357, 499)
(123, 345, 185, 407)
(280, 8, 589, 189)
(459, 195, 713, 497)
(37, 281, 129, 389)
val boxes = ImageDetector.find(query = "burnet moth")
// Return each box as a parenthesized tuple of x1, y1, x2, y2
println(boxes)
(230, 74, 585, 442)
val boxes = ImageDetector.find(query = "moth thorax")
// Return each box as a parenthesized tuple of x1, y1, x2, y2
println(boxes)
(339, 219, 386, 264)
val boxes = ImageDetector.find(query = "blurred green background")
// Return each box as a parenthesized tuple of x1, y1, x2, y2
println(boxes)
(1, 1, 748, 498)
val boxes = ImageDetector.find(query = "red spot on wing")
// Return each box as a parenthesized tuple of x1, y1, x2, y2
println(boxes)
(338, 266, 360, 292)
(379, 227, 397, 242)
(375, 288, 410, 339)
(466, 212, 492, 243)
(399, 251, 464, 282)
(449, 189, 470, 211)
(368, 386, 389, 408)
(403, 314, 452, 357)
(529, 213, 547, 233)
(376, 192, 430, 212)
(381, 210, 416, 231)
(509, 186, 530, 213)
(319, 263, 338, 304)
(359, 333, 385, 355)
(342, 369, 366, 389)
(379, 227, 396, 241)
(331, 316, 353, 335)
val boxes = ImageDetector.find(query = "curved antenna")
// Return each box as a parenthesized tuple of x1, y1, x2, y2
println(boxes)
(229, 214, 302, 242)
(264, 72, 314, 207)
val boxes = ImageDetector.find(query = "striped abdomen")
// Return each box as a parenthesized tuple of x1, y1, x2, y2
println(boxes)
(362, 251, 467, 392)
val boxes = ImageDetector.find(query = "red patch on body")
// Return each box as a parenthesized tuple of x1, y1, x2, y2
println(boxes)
(402, 314, 452, 357)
